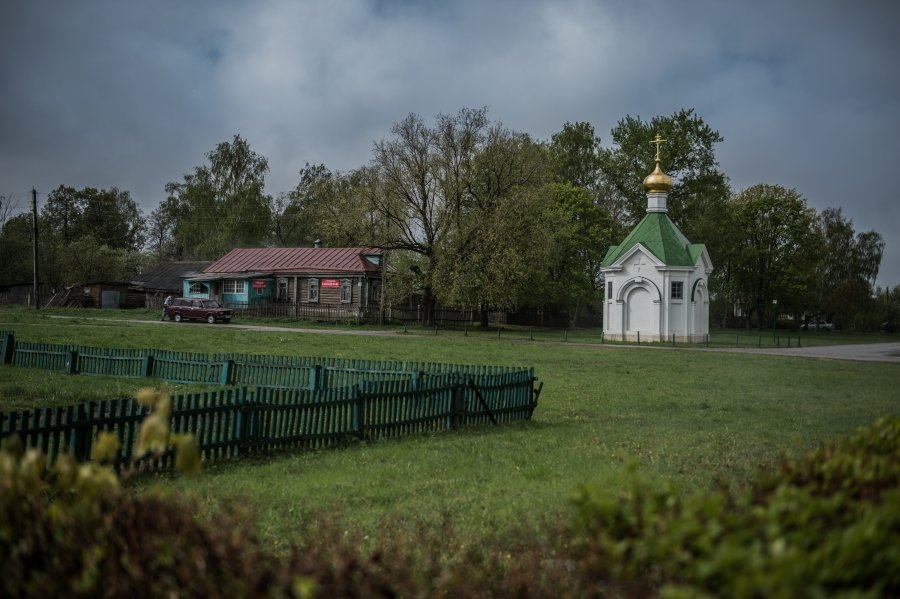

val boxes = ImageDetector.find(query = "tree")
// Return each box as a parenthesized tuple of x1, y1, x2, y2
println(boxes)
(430, 124, 549, 325)
(370, 109, 488, 325)
(598, 109, 730, 232)
(546, 122, 620, 317)
(548, 122, 603, 189)
(57, 234, 149, 284)
(0, 213, 33, 283)
(36, 185, 147, 287)
(164, 135, 272, 259)
(0, 194, 18, 228)
(537, 182, 613, 324)
(272, 163, 385, 248)
(41, 186, 145, 251)
(146, 206, 179, 261)
(368, 108, 559, 326)
(726, 184, 822, 328)
(816, 207, 885, 328)
(0, 195, 31, 284)
(270, 163, 330, 247)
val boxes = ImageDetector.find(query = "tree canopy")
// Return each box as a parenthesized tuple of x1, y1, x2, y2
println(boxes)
(725, 184, 822, 328)
(598, 108, 730, 240)
(163, 135, 272, 259)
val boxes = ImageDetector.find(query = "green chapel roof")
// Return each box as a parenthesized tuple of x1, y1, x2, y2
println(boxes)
(601, 212, 703, 267)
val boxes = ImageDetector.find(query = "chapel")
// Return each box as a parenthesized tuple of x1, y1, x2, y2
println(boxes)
(600, 135, 712, 342)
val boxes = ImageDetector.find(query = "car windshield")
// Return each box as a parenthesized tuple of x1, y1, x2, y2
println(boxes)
(201, 300, 221, 308)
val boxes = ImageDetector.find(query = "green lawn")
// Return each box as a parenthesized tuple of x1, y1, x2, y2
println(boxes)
(2, 303, 895, 347)
(1, 305, 899, 544)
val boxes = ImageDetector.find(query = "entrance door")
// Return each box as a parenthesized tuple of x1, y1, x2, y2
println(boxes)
(626, 287, 653, 332)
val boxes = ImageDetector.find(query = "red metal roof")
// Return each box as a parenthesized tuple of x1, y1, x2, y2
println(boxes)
(202, 247, 383, 276)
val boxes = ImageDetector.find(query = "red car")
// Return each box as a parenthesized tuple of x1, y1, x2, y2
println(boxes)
(164, 298, 233, 324)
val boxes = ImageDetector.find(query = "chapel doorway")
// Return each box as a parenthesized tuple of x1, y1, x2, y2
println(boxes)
(626, 286, 654, 333)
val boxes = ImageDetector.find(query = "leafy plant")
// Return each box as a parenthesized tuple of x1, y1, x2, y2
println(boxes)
(570, 417, 900, 597)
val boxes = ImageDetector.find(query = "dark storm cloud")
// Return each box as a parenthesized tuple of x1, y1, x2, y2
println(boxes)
(2, 0, 898, 284)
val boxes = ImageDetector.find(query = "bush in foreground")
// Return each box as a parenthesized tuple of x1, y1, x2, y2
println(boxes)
(570, 416, 900, 597)
(2, 415, 899, 597)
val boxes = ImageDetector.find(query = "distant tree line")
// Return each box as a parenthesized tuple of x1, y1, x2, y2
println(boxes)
(0, 108, 893, 330)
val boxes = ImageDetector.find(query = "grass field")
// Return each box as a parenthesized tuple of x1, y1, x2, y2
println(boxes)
(2, 305, 899, 544)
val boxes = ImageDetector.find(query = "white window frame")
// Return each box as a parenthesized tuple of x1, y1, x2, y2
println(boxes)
(340, 279, 352, 304)
(224, 279, 245, 294)
(308, 278, 319, 303)
(189, 282, 208, 295)
(671, 281, 684, 300)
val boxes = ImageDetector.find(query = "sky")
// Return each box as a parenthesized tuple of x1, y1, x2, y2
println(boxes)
(2, 0, 899, 286)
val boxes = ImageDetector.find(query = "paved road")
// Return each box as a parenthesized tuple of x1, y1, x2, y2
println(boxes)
(710, 342, 900, 363)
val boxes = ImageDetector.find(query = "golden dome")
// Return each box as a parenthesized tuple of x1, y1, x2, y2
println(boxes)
(643, 161, 673, 193)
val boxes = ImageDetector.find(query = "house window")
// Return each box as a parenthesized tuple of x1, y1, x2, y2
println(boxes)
(340, 279, 352, 304)
(671, 281, 684, 300)
(308, 278, 319, 303)
(277, 279, 288, 302)
(224, 279, 245, 294)
(255, 287, 265, 296)
(189, 282, 208, 295)
(607, 281, 613, 300)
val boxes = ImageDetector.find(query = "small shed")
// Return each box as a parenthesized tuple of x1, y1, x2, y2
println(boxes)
(45, 282, 131, 309)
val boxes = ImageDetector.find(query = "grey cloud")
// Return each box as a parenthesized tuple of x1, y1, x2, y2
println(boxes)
(1, 0, 898, 284)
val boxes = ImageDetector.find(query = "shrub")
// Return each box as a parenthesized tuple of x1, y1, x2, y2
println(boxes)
(570, 417, 900, 597)
(2, 396, 898, 597)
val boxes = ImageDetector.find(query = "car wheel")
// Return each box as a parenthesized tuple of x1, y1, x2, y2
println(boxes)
(173, 314, 182, 323)
(207, 314, 216, 324)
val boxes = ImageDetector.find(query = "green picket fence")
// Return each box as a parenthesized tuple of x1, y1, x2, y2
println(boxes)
(0, 373, 540, 471)
(1, 333, 533, 392)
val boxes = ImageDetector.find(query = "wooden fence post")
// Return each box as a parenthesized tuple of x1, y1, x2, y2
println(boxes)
(0, 332, 13, 364)
(220, 360, 234, 386)
(309, 365, 327, 390)
(142, 355, 155, 378)
(70, 402, 91, 461)
(353, 384, 367, 440)
(65, 350, 79, 375)
(451, 384, 465, 429)
(232, 388, 245, 457)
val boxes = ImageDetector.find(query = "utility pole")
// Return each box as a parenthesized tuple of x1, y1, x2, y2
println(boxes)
(32, 188, 39, 309)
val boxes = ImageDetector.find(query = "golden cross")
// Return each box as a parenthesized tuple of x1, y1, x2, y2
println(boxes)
(651, 133, 666, 162)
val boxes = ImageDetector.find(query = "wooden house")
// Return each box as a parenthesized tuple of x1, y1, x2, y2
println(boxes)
(182, 247, 384, 318)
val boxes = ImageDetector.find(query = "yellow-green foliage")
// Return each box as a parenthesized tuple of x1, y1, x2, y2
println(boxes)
(131, 387, 201, 477)
(2, 413, 899, 597)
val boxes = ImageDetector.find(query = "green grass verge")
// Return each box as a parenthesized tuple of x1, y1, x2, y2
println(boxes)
(0, 365, 221, 411)
(1, 304, 896, 348)
(1, 305, 899, 545)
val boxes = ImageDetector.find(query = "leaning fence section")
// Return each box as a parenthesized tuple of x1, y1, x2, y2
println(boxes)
(0, 331, 540, 471)
(0, 373, 538, 470)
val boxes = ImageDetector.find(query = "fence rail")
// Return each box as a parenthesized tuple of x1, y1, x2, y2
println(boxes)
(0, 375, 539, 470)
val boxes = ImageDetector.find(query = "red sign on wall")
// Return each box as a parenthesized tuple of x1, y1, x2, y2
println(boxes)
(251, 279, 268, 289)
(321, 279, 340, 288)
